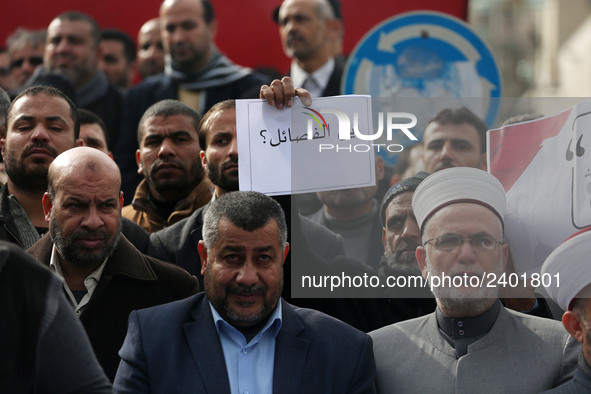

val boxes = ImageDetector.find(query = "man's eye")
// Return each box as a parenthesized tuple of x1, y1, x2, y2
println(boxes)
(453, 142, 471, 151)
(175, 136, 190, 143)
(475, 236, 495, 249)
(224, 254, 241, 264)
(387, 218, 404, 231)
(436, 235, 460, 248)
(427, 142, 443, 151)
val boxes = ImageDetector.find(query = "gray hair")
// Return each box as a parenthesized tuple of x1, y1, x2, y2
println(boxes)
(0, 88, 10, 129)
(202, 191, 287, 250)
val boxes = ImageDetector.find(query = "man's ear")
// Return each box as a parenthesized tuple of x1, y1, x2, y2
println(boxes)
(416, 245, 428, 279)
(282, 242, 290, 266)
(0, 137, 6, 161)
(41, 193, 53, 223)
(200, 150, 207, 170)
(119, 191, 124, 208)
(136, 149, 143, 175)
(208, 19, 218, 39)
(326, 18, 341, 41)
(563, 310, 585, 343)
(198, 241, 208, 276)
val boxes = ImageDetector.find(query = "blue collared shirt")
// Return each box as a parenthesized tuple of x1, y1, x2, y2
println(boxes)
(210, 301, 283, 394)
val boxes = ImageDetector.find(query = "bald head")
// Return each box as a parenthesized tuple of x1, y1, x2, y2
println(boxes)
(48, 147, 121, 195)
(44, 146, 124, 268)
(137, 18, 165, 78)
(139, 18, 160, 36)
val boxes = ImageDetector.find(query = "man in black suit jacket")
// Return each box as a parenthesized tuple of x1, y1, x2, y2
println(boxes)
(275, 0, 344, 97)
(115, 191, 375, 393)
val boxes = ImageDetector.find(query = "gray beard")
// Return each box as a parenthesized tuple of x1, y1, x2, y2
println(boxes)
(50, 215, 122, 267)
(381, 239, 422, 277)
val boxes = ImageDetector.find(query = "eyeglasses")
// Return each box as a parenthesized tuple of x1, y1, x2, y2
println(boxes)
(10, 56, 43, 69)
(423, 234, 503, 252)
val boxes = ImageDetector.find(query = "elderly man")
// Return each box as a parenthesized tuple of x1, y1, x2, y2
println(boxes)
(27, 147, 199, 381)
(542, 227, 591, 392)
(275, 0, 343, 97)
(5, 28, 45, 92)
(122, 99, 211, 232)
(377, 172, 435, 315)
(421, 107, 488, 173)
(275, 0, 344, 215)
(116, 0, 267, 204)
(136, 18, 165, 79)
(114, 191, 376, 393)
(370, 167, 579, 393)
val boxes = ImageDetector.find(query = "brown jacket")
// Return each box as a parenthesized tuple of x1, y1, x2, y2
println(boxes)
(122, 178, 212, 233)
(27, 233, 200, 381)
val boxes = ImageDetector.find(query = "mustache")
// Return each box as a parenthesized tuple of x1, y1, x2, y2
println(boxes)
(227, 284, 265, 296)
(393, 239, 420, 261)
(170, 42, 193, 51)
(221, 158, 238, 170)
(287, 31, 305, 43)
(23, 143, 58, 158)
(70, 229, 110, 242)
(151, 158, 184, 173)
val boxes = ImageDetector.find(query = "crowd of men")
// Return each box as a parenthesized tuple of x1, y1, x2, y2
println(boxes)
(1, 0, 588, 393)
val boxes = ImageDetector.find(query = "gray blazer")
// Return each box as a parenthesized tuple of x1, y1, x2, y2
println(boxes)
(370, 306, 579, 393)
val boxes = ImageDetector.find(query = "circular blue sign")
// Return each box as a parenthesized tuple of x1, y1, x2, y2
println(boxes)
(342, 11, 502, 127)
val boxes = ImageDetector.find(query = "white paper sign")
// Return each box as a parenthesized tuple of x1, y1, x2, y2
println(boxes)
(488, 99, 591, 275)
(236, 95, 376, 195)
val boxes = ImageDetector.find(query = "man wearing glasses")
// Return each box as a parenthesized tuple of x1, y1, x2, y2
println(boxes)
(370, 167, 579, 393)
(5, 29, 45, 93)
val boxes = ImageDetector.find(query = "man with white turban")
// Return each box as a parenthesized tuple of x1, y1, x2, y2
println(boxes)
(370, 167, 579, 393)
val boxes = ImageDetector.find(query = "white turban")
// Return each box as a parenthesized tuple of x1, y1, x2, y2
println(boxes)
(542, 227, 591, 311)
(412, 167, 506, 231)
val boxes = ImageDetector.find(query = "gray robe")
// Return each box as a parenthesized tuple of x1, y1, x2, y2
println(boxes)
(370, 306, 579, 393)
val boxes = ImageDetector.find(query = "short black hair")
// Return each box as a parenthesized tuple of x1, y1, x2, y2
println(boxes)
(54, 11, 101, 47)
(0, 88, 11, 129)
(100, 28, 137, 63)
(198, 99, 235, 150)
(137, 99, 202, 144)
(7, 85, 80, 139)
(202, 0, 215, 24)
(78, 108, 109, 147)
(425, 107, 488, 153)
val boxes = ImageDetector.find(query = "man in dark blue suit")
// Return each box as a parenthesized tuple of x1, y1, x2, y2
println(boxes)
(114, 191, 376, 393)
